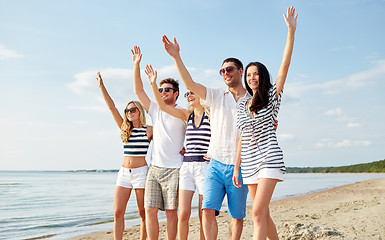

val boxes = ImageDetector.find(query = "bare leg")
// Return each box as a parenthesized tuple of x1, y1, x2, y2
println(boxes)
(178, 190, 194, 240)
(135, 189, 147, 240)
(229, 218, 244, 240)
(249, 179, 278, 240)
(249, 184, 279, 240)
(165, 209, 178, 240)
(198, 195, 205, 240)
(202, 209, 217, 240)
(113, 186, 132, 240)
(145, 207, 159, 240)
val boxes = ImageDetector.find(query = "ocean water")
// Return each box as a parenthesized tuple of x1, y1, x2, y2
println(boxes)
(0, 171, 384, 240)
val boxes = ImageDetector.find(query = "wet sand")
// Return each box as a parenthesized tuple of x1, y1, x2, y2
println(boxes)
(71, 178, 385, 239)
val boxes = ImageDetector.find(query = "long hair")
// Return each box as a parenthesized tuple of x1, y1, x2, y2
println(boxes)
(245, 62, 272, 114)
(187, 104, 211, 122)
(121, 101, 146, 143)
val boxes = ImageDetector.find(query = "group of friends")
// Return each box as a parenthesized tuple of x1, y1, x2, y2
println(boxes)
(96, 7, 298, 240)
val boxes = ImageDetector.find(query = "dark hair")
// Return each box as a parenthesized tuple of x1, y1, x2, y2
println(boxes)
(160, 78, 180, 100)
(222, 57, 243, 70)
(245, 62, 272, 114)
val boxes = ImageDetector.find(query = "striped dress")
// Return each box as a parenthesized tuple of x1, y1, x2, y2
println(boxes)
(236, 84, 286, 179)
(184, 112, 211, 162)
(122, 127, 150, 157)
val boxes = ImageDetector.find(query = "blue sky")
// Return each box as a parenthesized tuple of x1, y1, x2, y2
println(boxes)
(1, 0, 384, 170)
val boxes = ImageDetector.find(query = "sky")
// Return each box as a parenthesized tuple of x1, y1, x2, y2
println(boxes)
(1, 0, 384, 171)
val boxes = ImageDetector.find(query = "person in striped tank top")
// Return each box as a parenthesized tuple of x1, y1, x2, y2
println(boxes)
(232, 7, 298, 240)
(97, 72, 153, 240)
(145, 64, 210, 240)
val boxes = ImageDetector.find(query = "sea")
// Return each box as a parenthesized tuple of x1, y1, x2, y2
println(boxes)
(0, 171, 384, 240)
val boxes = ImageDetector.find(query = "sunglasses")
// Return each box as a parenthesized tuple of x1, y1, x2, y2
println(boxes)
(158, 87, 176, 93)
(219, 66, 235, 76)
(124, 107, 137, 114)
(184, 91, 195, 98)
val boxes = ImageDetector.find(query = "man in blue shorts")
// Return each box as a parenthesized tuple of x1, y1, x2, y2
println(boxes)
(162, 35, 249, 240)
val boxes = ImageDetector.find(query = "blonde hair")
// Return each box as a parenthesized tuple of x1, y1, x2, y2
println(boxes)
(187, 104, 210, 122)
(121, 101, 146, 143)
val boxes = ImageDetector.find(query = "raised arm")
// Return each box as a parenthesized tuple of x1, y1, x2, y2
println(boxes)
(275, 6, 298, 98)
(145, 64, 190, 121)
(162, 35, 207, 100)
(96, 72, 123, 128)
(131, 46, 151, 112)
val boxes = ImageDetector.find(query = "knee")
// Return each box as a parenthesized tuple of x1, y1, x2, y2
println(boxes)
(179, 209, 191, 222)
(166, 210, 178, 223)
(114, 207, 125, 220)
(145, 208, 158, 219)
(138, 208, 146, 220)
(202, 209, 215, 221)
(251, 207, 268, 223)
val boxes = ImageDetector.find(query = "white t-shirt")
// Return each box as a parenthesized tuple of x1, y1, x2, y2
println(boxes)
(148, 101, 186, 168)
(204, 88, 251, 165)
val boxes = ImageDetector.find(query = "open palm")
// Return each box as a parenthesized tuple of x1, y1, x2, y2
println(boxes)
(145, 65, 157, 85)
(284, 6, 298, 31)
(131, 46, 142, 65)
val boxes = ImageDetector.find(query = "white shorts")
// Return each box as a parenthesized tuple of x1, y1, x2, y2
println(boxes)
(116, 165, 148, 189)
(179, 161, 208, 195)
(243, 168, 284, 185)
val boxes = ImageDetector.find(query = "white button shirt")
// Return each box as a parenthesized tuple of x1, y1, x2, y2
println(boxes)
(204, 88, 251, 165)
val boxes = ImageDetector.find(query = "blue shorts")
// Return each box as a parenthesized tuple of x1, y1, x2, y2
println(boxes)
(202, 159, 248, 219)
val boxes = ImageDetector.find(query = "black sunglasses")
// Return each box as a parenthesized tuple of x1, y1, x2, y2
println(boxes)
(124, 107, 137, 114)
(219, 66, 235, 76)
(184, 91, 194, 98)
(158, 87, 176, 93)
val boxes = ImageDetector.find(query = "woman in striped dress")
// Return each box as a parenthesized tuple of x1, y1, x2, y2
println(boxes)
(145, 65, 210, 240)
(232, 7, 298, 240)
(97, 72, 153, 240)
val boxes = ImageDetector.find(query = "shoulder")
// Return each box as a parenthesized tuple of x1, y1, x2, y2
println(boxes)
(238, 96, 250, 109)
(148, 100, 158, 115)
(207, 87, 226, 98)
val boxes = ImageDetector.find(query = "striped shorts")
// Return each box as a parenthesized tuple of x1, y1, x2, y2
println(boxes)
(144, 165, 180, 210)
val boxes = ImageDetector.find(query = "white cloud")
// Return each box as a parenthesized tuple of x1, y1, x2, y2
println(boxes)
(67, 68, 132, 95)
(354, 140, 371, 147)
(0, 118, 9, 124)
(285, 59, 385, 99)
(67, 105, 107, 113)
(277, 133, 295, 141)
(334, 139, 352, 148)
(0, 45, 23, 60)
(72, 120, 88, 125)
(346, 122, 361, 128)
(324, 108, 342, 116)
(314, 139, 372, 148)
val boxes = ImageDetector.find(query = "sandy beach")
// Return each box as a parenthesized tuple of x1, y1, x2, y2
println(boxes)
(71, 178, 385, 240)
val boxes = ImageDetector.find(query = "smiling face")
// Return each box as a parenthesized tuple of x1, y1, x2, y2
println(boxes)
(160, 83, 178, 105)
(221, 62, 243, 88)
(125, 102, 140, 123)
(246, 65, 260, 93)
(185, 91, 200, 107)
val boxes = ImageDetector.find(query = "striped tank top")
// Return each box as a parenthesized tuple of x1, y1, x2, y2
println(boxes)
(122, 126, 150, 157)
(184, 112, 211, 162)
(236, 84, 286, 178)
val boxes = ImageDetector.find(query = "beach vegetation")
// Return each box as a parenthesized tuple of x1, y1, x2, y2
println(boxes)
(287, 159, 385, 173)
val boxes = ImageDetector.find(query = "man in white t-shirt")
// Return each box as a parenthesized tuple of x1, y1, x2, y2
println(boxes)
(161, 36, 249, 240)
(132, 46, 186, 240)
